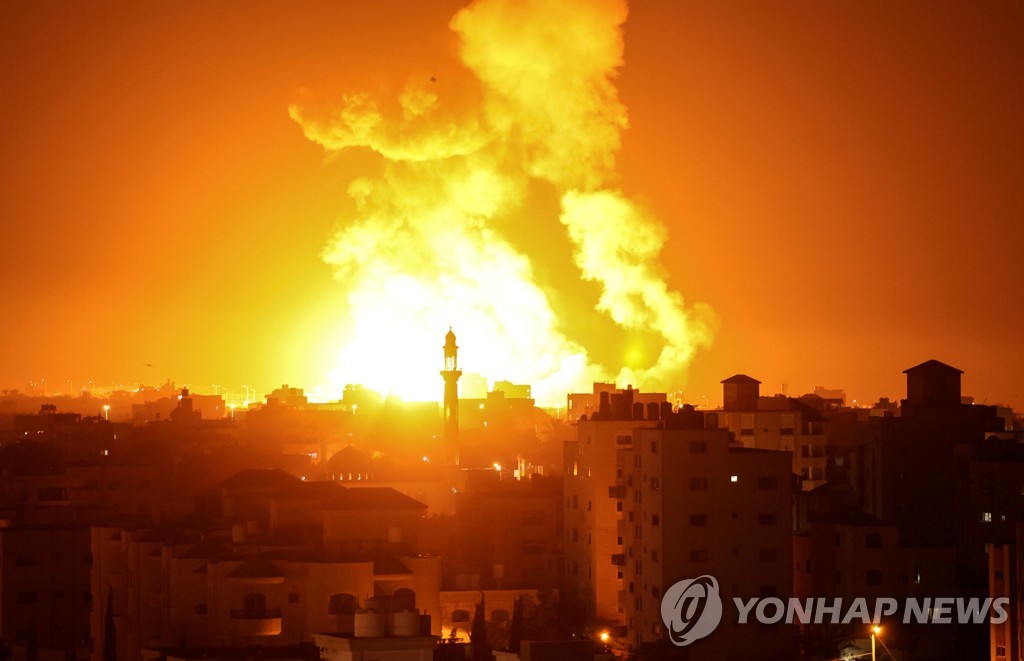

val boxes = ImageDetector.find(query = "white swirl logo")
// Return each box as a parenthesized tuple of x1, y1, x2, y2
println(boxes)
(661, 574, 723, 646)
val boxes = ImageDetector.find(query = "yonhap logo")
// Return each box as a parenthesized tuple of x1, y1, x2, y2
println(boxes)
(661, 574, 723, 646)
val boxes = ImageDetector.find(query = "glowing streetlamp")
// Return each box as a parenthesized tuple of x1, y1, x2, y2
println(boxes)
(103, 404, 110, 421)
(871, 625, 882, 661)
(598, 630, 610, 644)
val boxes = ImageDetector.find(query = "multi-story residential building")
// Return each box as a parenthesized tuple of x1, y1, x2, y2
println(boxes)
(450, 470, 561, 591)
(621, 419, 793, 659)
(0, 524, 93, 659)
(713, 374, 828, 490)
(563, 387, 664, 624)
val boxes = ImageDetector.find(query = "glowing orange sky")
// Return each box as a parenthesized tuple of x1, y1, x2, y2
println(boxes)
(1, 1, 1021, 408)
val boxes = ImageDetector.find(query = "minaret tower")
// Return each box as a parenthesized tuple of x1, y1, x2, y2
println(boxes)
(441, 328, 462, 466)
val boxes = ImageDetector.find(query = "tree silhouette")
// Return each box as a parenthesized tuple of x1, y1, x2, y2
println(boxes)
(508, 596, 524, 653)
(470, 594, 490, 661)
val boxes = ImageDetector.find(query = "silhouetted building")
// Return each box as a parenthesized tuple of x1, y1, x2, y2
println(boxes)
(563, 386, 663, 624)
(622, 424, 792, 659)
(565, 384, 666, 423)
(0, 525, 92, 659)
(90, 470, 441, 660)
(441, 329, 462, 466)
(450, 471, 561, 591)
(713, 374, 828, 490)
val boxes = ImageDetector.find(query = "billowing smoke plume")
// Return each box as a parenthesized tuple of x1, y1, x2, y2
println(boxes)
(290, 0, 716, 404)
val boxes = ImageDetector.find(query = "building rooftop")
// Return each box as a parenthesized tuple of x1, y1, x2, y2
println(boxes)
(325, 487, 428, 511)
(721, 374, 762, 385)
(220, 468, 302, 490)
(903, 359, 963, 375)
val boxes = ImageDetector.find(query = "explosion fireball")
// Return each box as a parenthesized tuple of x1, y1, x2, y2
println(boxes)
(290, 0, 716, 405)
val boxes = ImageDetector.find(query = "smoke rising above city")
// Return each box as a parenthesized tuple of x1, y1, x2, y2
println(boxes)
(290, 0, 714, 404)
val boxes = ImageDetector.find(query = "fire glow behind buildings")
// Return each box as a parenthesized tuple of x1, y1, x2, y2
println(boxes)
(1, 1, 1023, 660)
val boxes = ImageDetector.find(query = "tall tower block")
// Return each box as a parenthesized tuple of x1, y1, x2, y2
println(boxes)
(441, 328, 462, 466)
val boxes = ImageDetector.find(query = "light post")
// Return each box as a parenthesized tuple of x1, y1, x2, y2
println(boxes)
(103, 404, 110, 421)
(871, 625, 881, 661)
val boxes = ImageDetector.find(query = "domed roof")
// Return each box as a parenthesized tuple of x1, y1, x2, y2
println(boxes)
(326, 445, 371, 473)
(445, 327, 456, 342)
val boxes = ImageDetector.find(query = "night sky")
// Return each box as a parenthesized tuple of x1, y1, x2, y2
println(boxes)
(1, 1, 1021, 408)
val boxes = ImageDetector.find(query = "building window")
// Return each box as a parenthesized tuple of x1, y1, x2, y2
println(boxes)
(865, 533, 882, 549)
(651, 441, 658, 453)
(15, 554, 36, 567)
(288, 593, 300, 604)
(452, 609, 471, 623)
(730, 475, 739, 483)
(689, 514, 708, 526)
(16, 592, 37, 605)
(866, 570, 883, 586)
(492, 609, 510, 623)
(242, 593, 267, 618)
(689, 477, 709, 490)
(758, 513, 777, 525)
(689, 442, 707, 454)
(650, 477, 660, 490)
(194, 603, 208, 615)
(756, 476, 778, 490)
(689, 550, 709, 563)
(757, 549, 778, 562)
(652, 550, 659, 562)
(983, 512, 993, 523)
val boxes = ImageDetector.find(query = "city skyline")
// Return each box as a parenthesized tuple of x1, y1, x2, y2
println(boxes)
(2, 1, 1021, 410)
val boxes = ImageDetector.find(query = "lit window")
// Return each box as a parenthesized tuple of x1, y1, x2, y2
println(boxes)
(730, 475, 738, 483)
(983, 512, 993, 523)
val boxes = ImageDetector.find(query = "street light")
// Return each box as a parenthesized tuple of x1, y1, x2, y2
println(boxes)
(103, 404, 110, 421)
(871, 625, 882, 661)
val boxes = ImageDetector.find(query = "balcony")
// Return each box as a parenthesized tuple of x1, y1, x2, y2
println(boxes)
(611, 553, 625, 566)
(230, 608, 282, 636)
(607, 485, 626, 499)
